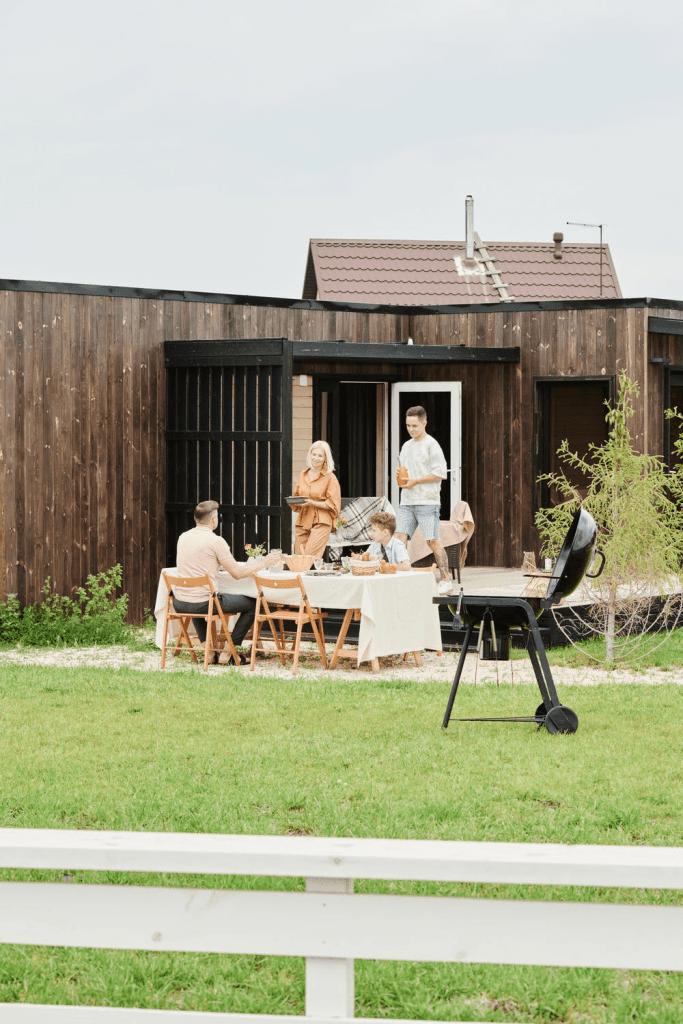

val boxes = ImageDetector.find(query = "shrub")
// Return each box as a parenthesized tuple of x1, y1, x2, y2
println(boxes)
(536, 372, 683, 666)
(0, 566, 130, 647)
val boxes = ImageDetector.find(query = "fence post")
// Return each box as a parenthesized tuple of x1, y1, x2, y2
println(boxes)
(305, 877, 354, 1018)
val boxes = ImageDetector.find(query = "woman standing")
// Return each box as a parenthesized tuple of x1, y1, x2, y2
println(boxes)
(290, 441, 341, 557)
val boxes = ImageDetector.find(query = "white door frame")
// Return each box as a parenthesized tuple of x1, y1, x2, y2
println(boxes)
(390, 382, 461, 513)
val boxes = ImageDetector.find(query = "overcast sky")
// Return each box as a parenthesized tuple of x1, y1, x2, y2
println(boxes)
(3, 0, 682, 301)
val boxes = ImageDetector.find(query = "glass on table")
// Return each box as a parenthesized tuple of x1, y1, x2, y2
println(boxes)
(313, 557, 324, 571)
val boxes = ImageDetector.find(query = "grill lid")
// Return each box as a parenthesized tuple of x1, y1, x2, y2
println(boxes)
(545, 507, 601, 603)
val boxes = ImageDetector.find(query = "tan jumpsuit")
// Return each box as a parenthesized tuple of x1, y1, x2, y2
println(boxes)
(292, 469, 341, 557)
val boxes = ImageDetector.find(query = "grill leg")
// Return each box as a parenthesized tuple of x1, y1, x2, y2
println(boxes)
(525, 622, 561, 710)
(443, 621, 474, 728)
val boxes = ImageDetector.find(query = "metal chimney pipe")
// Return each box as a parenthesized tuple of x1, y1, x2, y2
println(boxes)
(465, 195, 474, 260)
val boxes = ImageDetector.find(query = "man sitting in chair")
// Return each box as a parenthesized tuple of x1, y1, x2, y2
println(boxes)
(365, 512, 411, 570)
(173, 500, 280, 665)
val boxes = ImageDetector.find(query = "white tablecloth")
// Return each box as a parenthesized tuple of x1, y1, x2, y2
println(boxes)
(154, 568, 442, 665)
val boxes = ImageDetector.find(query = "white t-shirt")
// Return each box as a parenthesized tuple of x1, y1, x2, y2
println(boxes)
(398, 434, 447, 506)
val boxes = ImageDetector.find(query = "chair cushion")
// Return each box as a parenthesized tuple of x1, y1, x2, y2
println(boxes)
(328, 495, 396, 552)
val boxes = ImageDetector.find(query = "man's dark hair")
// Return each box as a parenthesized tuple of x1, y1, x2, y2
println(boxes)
(406, 405, 427, 422)
(194, 500, 218, 524)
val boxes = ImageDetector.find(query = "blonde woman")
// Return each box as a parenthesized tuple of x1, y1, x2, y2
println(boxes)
(289, 441, 341, 556)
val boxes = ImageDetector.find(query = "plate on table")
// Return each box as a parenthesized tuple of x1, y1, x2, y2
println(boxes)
(305, 567, 345, 576)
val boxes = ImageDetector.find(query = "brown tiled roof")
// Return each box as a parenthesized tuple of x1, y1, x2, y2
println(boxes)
(303, 238, 622, 305)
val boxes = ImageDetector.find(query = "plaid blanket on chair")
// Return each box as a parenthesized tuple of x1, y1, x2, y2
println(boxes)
(327, 495, 395, 557)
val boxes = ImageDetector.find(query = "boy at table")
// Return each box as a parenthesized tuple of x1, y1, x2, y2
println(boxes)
(365, 512, 411, 570)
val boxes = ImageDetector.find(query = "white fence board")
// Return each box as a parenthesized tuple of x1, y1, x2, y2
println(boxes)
(1, 882, 683, 971)
(0, 1009, 479, 1024)
(305, 877, 354, 1017)
(1, 829, 683, 888)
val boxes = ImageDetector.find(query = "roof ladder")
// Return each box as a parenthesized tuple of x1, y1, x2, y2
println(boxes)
(474, 232, 515, 302)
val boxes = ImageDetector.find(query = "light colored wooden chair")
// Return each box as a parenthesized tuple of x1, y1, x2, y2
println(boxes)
(249, 574, 328, 675)
(160, 572, 240, 670)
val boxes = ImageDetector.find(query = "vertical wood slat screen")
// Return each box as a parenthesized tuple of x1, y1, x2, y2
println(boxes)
(164, 340, 293, 566)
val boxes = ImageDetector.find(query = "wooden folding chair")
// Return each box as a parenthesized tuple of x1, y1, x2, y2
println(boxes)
(249, 574, 328, 675)
(160, 572, 240, 670)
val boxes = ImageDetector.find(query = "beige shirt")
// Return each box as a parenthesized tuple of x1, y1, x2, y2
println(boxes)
(174, 525, 231, 601)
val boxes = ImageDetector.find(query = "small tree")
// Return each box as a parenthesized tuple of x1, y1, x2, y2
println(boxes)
(535, 372, 683, 666)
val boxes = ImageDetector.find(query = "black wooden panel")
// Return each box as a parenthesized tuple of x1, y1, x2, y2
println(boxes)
(292, 341, 520, 364)
(165, 340, 293, 565)
(165, 339, 288, 366)
(649, 317, 683, 337)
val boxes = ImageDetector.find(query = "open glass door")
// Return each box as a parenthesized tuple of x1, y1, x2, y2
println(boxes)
(390, 382, 461, 520)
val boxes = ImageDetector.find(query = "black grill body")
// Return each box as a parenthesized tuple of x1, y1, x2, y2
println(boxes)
(434, 508, 604, 735)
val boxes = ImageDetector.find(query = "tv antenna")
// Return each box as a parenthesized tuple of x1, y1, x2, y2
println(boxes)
(567, 221, 606, 297)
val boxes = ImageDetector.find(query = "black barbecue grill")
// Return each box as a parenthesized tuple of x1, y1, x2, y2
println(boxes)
(434, 507, 605, 734)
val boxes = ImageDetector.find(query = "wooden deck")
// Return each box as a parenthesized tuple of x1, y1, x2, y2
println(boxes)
(455, 565, 591, 605)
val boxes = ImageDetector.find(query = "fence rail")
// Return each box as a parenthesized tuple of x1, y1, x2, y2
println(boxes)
(1, 829, 682, 1023)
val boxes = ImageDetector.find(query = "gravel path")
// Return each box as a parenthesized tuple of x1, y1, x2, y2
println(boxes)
(0, 643, 681, 686)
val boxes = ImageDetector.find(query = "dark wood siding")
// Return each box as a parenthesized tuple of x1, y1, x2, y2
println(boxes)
(2, 285, 682, 620)
(647, 308, 683, 458)
(0, 293, 407, 619)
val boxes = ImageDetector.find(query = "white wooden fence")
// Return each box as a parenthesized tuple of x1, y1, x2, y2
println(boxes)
(0, 829, 682, 1023)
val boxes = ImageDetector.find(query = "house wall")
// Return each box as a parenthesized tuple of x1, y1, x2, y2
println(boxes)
(0, 289, 166, 624)
(2, 283, 682, 620)
(0, 289, 405, 619)
(292, 375, 313, 486)
(645, 307, 683, 457)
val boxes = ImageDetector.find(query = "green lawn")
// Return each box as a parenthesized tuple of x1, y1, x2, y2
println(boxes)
(1, 664, 682, 1021)
(537, 626, 683, 670)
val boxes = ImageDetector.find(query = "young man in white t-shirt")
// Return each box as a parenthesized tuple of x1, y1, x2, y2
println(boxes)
(395, 405, 452, 595)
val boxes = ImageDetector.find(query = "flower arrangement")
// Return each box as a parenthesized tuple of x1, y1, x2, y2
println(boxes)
(336, 514, 348, 531)
(245, 542, 266, 559)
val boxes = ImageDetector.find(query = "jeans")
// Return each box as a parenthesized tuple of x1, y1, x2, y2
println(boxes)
(172, 593, 256, 646)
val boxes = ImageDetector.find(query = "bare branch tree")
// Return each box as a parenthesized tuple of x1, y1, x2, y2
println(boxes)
(535, 372, 683, 667)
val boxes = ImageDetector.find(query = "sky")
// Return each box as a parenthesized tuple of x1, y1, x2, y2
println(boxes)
(3, 0, 683, 302)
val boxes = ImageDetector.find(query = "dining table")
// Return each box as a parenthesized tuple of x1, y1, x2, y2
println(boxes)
(154, 566, 442, 670)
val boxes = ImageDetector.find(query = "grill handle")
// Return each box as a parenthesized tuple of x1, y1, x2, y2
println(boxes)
(585, 548, 605, 579)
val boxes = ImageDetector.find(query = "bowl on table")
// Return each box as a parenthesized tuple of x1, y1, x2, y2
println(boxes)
(283, 554, 315, 572)
(348, 558, 380, 577)
(379, 562, 397, 574)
